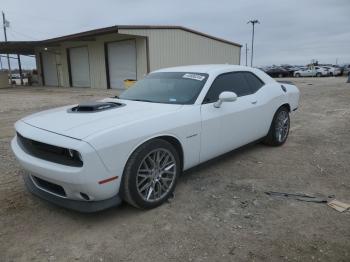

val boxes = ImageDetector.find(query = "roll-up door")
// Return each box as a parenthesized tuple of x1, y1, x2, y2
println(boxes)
(69, 47, 91, 87)
(41, 52, 58, 86)
(107, 40, 137, 89)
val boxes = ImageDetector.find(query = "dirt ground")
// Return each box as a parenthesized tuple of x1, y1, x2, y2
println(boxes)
(0, 77, 350, 262)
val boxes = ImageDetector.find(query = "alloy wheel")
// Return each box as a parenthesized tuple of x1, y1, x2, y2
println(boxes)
(136, 149, 176, 202)
(275, 110, 289, 143)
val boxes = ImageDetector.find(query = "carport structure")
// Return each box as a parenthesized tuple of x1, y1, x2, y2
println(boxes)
(0, 41, 37, 85)
(0, 25, 241, 90)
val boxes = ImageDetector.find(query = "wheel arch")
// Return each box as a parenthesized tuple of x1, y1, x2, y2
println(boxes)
(126, 134, 184, 173)
(280, 103, 291, 112)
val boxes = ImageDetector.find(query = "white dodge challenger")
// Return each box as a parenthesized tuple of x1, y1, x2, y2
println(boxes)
(11, 65, 299, 212)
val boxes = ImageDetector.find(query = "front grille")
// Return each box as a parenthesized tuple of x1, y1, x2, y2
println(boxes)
(32, 176, 66, 197)
(17, 132, 83, 167)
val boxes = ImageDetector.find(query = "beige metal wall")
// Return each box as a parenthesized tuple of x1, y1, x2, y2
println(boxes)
(35, 28, 240, 89)
(35, 34, 147, 89)
(119, 28, 241, 71)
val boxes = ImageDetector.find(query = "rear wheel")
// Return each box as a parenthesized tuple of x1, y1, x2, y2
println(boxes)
(295, 73, 300, 77)
(263, 106, 290, 146)
(316, 72, 322, 77)
(121, 139, 180, 209)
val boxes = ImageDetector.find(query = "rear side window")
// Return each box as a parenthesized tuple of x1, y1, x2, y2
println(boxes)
(242, 72, 264, 93)
(203, 72, 252, 103)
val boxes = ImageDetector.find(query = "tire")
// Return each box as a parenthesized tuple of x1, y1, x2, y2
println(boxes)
(120, 139, 181, 209)
(316, 72, 322, 77)
(278, 73, 283, 78)
(263, 106, 290, 146)
(295, 73, 300, 78)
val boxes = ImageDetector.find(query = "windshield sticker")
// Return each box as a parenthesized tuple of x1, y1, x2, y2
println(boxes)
(169, 98, 177, 102)
(182, 73, 205, 81)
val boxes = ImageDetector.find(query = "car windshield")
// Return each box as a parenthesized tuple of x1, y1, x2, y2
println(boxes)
(119, 72, 209, 104)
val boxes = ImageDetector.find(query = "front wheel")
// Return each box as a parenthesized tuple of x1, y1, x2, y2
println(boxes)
(295, 73, 300, 78)
(121, 139, 180, 209)
(263, 106, 290, 146)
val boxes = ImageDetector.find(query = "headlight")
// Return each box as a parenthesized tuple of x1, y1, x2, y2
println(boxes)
(67, 149, 83, 164)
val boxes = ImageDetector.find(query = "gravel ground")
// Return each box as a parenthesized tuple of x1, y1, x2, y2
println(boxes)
(0, 77, 350, 262)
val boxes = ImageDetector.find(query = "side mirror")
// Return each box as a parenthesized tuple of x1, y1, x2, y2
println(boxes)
(214, 91, 237, 108)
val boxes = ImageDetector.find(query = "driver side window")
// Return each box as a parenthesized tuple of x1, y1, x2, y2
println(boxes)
(203, 72, 252, 104)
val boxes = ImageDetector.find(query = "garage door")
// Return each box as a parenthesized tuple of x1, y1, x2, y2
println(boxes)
(41, 52, 58, 86)
(107, 40, 136, 89)
(69, 47, 91, 87)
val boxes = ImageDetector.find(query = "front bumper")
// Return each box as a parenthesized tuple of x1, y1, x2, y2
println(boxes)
(11, 121, 124, 212)
(24, 174, 121, 212)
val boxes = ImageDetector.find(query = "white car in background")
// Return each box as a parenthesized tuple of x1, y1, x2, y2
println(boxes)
(322, 66, 341, 76)
(11, 65, 300, 212)
(294, 66, 329, 77)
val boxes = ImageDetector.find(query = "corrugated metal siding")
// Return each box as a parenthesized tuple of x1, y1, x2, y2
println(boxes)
(119, 28, 241, 71)
(135, 37, 148, 78)
(35, 28, 240, 88)
(35, 34, 147, 89)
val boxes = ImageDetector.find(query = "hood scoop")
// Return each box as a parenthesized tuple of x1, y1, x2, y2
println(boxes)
(68, 101, 124, 113)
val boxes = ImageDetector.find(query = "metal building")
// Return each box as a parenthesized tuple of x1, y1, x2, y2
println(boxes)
(0, 25, 241, 90)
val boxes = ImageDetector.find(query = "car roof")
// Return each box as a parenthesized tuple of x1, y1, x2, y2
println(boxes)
(152, 64, 276, 84)
(154, 64, 254, 74)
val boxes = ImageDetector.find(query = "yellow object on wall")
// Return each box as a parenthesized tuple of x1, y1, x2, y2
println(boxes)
(124, 79, 137, 89)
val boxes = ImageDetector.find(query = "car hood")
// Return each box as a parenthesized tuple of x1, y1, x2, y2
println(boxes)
(21, 98, 183, 140)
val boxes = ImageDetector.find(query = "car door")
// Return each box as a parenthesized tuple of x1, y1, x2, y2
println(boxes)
(199, 72, 267, 163)
(303, 69, 312, 76)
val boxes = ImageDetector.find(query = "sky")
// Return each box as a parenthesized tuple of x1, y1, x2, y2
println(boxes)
(1, 0, 350, 69)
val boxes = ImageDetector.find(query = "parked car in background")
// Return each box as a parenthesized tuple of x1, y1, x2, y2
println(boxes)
(11, 64, 300, 212)
(281, 65, 299, 77)
(8, 74, 28, 85)
(294, 66, 328, 77)
(321, 66, 342, 76)
(342, 64, 350, 76)
(264, 67, 290, 78)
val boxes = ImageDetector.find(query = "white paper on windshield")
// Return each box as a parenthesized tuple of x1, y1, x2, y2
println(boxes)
(182, 73, 205, 81)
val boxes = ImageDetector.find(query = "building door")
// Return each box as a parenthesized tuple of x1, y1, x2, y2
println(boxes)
(107, 40, 137, 90)
(69, 47, 91, 87)
(41, 52, 58, 86)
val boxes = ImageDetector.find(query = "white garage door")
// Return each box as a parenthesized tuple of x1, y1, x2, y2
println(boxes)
(42, 52, 58, 86)
(107, 40, 137, 89)
(69, 47, 91, 87)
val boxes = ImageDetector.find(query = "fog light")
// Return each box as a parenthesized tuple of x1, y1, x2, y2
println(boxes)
(80, 192, 90, 201)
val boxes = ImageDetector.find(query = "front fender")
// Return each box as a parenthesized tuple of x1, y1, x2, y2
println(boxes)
(85, 106, 201, 175)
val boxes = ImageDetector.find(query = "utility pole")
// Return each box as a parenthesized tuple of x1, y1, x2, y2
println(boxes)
(2, 11, 12, 85)
(245, 43, 249, 66)
(17, 54, 23, 85)
(247, 19, 260, 67)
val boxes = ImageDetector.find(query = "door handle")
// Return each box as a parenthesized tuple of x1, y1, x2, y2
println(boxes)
(251, 100, 257, 104)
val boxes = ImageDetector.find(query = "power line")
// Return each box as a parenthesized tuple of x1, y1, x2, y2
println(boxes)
(9, 28, 39, 40)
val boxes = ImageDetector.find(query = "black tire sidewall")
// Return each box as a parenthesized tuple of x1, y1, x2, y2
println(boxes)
(122, 139, 180, 209)
(272, 107, 290, 145)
